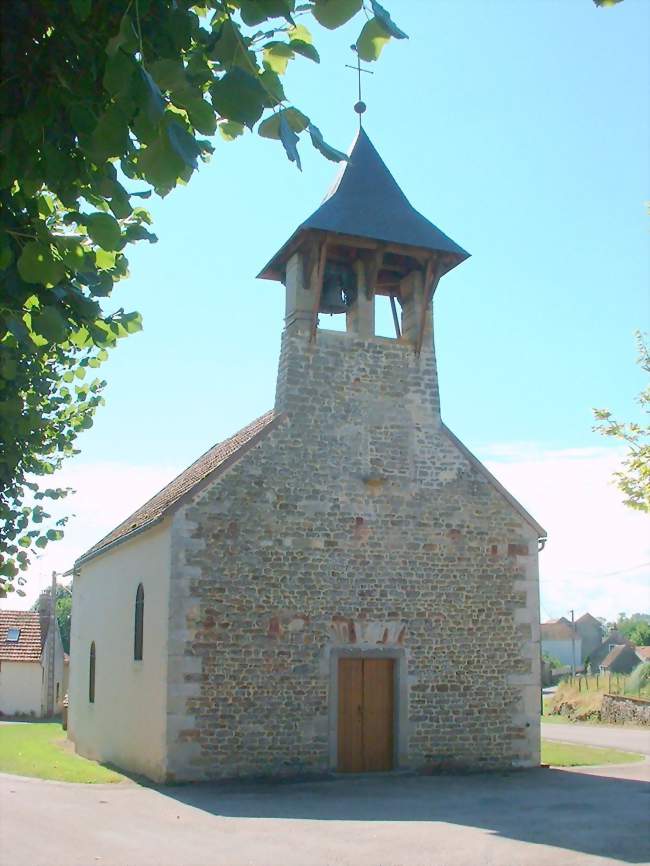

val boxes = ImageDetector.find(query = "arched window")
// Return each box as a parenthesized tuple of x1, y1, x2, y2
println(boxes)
(89, 642, 96, 703)
(134, 583, 144, 661)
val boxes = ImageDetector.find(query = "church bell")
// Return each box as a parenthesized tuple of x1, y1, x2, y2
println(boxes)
(319, 261, 358, 314)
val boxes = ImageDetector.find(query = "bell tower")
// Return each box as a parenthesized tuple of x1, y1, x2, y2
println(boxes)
(258, 129, 469, 416)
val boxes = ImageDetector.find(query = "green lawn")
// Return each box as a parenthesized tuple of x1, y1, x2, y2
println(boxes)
(541, 739, 644, 767)
(0, 722, 126, 783)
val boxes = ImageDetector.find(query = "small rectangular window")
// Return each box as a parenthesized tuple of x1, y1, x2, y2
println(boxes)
(6, 628, 20, 642)
(56, 682, 60, 702)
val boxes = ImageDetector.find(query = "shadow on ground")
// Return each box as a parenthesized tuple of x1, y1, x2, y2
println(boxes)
(151, 768, 650, 864)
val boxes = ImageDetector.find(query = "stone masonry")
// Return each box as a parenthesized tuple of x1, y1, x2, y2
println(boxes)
(164, 253, 542, 781)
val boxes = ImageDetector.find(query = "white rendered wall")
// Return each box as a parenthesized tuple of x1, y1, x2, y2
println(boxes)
(542, 638, 581, 668)
(0, 661, 43, 716)
(68, 521, 171, 781)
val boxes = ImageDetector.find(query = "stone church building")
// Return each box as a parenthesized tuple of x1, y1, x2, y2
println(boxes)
(69, 130, 545, 783)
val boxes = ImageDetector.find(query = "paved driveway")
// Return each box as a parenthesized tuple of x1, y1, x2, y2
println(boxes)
(1, 763, 649, 866)
(541, 721, 650, 755)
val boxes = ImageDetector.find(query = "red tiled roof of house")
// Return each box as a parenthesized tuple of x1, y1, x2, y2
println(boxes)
(0, 610, 43, 662)
(77, 410, 279, 564)
(541, 620, 576, 641)
(635, 646, 650, 662)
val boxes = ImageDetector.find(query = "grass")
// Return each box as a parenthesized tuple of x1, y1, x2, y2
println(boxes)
(0, 722, 127, 783)
(541, 739, 644, 767)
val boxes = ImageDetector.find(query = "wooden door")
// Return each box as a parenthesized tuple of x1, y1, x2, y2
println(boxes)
(337, 658, 394, 772)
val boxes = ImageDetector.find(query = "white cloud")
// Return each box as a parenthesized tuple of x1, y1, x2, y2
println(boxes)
(482, 444, 650, 622)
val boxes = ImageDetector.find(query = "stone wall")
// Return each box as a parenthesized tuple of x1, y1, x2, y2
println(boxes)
(600, 694, 650, 725)
(165, 297, 541, 781)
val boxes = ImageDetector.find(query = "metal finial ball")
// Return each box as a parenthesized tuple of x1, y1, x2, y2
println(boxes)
(354, 100, 366, 115)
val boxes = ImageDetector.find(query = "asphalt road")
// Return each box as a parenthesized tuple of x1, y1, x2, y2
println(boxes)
(2, 762, 649, 866)
(541, 721, 650, 756)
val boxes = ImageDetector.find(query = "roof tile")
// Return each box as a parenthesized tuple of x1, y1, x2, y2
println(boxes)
(0, 611, 43, 662)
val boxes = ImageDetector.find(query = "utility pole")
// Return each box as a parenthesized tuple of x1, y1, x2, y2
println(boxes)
(46, 571, 57, 716)
(570, 608, 576, 678)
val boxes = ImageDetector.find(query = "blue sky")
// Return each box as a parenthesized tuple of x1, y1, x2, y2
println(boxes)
(5, 0, 649, 619)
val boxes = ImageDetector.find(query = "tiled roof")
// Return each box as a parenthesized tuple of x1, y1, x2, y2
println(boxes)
(600, 643, 632, 669)
(258, 128, 469, 282)
(78, 410, 279, 565)
(0, 611, 43, 662)
(635, 646, 650, 662)
(576, 612, 600, 626)
(541, 620, 576, 641)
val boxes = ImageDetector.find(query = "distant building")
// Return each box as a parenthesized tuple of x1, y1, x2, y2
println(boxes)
(541, 618, 581, 668)
(575, 613, 604, 664)
(588, 630, 631, 673)
(0, 609, 66, 717)
(599, 644, 639, 675)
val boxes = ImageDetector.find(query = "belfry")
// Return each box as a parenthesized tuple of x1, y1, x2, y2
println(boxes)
(69, 128, 545, 782)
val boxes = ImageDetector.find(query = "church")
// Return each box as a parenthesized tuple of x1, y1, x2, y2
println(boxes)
(68, 129, 545, 783)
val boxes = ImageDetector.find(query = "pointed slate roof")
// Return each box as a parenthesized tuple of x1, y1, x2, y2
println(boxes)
(259, 128, 469, 280)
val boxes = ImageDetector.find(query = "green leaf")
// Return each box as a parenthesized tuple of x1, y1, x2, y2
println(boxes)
(95, 249, 117, 270)
(0, 234, 13, 269)
(263, 42, 294, 75)
(71, 0, 92, 21)
(259, 108, 309, 140)
(308, 123, 348, 163)
(138, 134, 185, 192)
(86, 213, 122, 251)
(210, 68, 267, 128)
(356, 17, 391, 62)
(218, 121, 245, 142)
(32, 306, 68, 343)
(279, 112, 301, 170)
(288, 24, 313, 44)
(56, 238, 86, 271)
(370, 0, 408, 39)
(210, 19, 256, 71)
(289, 39, 320, 63)
(166, 121, 200, 170)
(17, 242, 65, 286)
(239, 0, 294, 26)
(103, 51, 136, 96)
(139, 68, 166, 125)
(186, 99, 218, 136)
(312, 0, 362, 29)
(90, 105, 130, 160)
(46, 529, 64, 541)
(149, 59, 188, 93)
(259, 70, 285, 106)
(106, 14, 138, 57)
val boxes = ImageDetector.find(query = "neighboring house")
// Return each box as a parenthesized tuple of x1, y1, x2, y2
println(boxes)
(634, 646, 650, 664)
(589, 630, 631, 672)
(599, 644, 640, 675)
(0, 609, 65, 716)
(541, 618, 581, 668)
(575, 612, 604, 664)
(69, 129, 545, 784)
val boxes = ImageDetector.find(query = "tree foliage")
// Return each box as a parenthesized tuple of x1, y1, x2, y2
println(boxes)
(30, 583, 72, 653)
(0, 0, 408, 595)
(593, 333, 650, 512)
(616, 613, 650, 646)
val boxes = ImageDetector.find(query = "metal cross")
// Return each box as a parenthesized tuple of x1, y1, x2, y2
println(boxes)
(345, 45, 374, 126)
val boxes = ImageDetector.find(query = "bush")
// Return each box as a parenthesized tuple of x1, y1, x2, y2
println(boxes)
(627, 662, 650, 695)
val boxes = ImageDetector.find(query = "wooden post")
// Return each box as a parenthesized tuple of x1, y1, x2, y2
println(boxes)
(309, 237, 329, 343)
(389, 294, 401, 338)
(415, 256, 445, 355)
